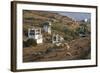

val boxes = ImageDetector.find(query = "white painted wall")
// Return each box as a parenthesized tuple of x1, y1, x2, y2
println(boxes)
(43, 25, 51, 34)
(28, 28, 43, 43)
(0, 0, 99, 73)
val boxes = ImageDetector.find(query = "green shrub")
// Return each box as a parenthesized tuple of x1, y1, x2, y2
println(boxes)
(23, 41, 27, 47)
(27, 39, 37, 46)
(64, 35, 73, 41)
(23, 39, 37, 47)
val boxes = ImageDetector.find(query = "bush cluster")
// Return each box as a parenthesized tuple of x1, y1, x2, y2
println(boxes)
(23, 38, 37, 47)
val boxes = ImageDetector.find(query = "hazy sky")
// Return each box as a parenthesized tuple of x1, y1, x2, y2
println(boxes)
(57, 12, 91, 21)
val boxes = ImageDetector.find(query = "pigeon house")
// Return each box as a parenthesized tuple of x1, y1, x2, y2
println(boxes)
(52, 34, 64, 44)
(43, 21, 51, 34)
(28, 27, 43, 44)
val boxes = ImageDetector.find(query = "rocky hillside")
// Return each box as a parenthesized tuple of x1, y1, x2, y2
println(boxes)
(23, 10, 80, 30)
(23, 10, 90, 42)
(23, 10, 82, 41)
(23, 10, 91, 62)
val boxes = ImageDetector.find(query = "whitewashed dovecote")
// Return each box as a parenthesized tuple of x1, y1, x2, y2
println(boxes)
(52, 34, 64, 44)
(43, 21, 51, 34)
(28, 27, 43, 44)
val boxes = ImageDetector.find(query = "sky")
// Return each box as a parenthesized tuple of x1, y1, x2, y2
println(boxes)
(57, 12, 91, 21)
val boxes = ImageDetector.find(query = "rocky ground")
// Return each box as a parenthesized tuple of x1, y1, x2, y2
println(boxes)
(23, 36, 91, 62)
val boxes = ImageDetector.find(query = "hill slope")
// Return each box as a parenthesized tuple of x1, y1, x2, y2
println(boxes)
(23, 10, 80, 30)
(23, 10, 81, 40)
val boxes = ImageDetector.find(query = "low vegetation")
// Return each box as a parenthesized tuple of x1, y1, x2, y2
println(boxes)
(23, 39, 37, 47)
(23, 10, 91, 62)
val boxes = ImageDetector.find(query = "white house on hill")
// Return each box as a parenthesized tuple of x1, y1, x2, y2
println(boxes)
(84, 18, 88, 22)
(52, 34, 64, 44)
(28, 27, 43, 44)
(43, 21, 51, 34)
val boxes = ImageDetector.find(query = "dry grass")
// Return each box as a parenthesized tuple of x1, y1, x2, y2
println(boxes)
(23, 36, 91, 62)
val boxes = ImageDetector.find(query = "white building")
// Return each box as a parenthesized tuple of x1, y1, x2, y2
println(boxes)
(28, 27, 43, 44)
(84, 18, 88, 22)
(52, 34, 64, 44)
(43, 21, 51, 34)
